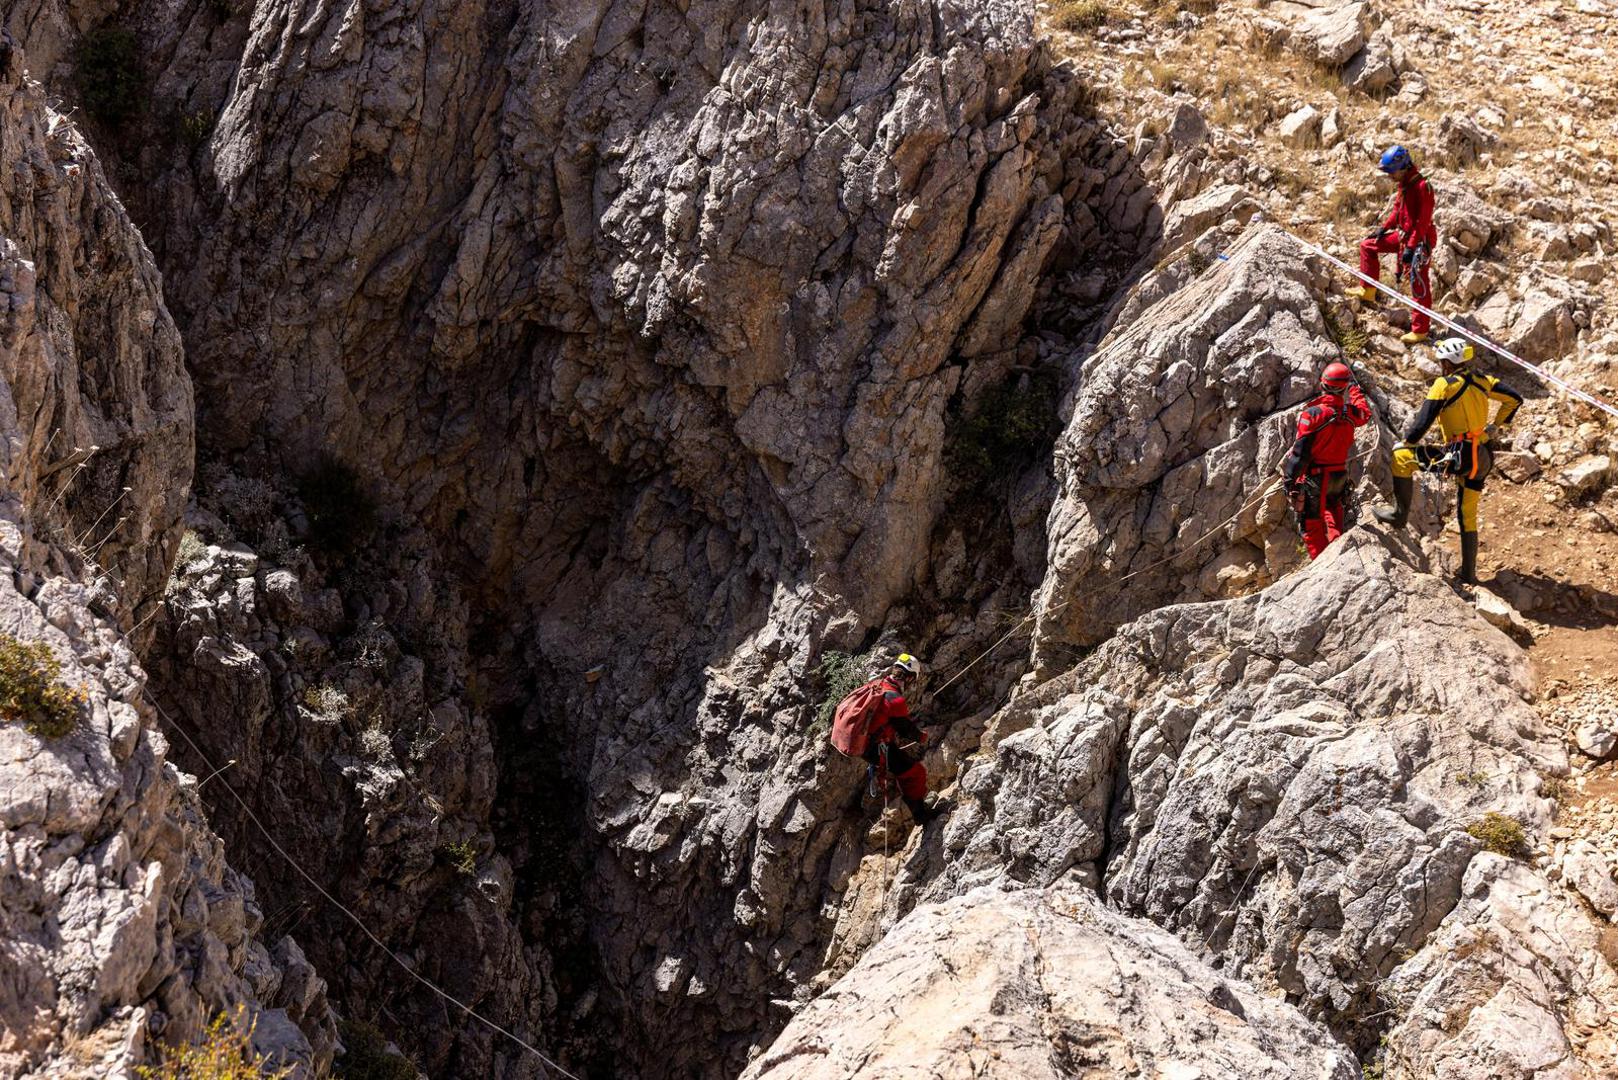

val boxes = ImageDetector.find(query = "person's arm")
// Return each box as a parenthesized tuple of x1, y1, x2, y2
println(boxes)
(1282, 423, 1316, 482)
(1408, 181, 1435, 248)
(1345, 385, 1373, 426)
(883, 690, 924, 743)
(1401, 378, 1452, 444)
(1488, 379, 1524, 426)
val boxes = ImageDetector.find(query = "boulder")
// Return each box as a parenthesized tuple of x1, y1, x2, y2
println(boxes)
(1158, 182, 1262, 252)
(1343, 44, 1396, 94)
(1493, 450, 1543, 483)
(1291, 3, 1371, 67)
(742, 886, 1361, 1080)
(1476, 589, 1532, 642)
(1561, 843, 1618, 917)
(1438, 112, 1496, 166)
(1574, 720, 1617, 760)
(1278, 104, 1324, 147)
(1555, 454, 1612, 499)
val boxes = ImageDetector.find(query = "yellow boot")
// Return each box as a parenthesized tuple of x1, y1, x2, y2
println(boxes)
(1344, 285, 1378, 302)
(1400, 330, 1429, 345)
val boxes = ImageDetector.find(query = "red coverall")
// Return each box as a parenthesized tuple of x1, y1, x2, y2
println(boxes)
(1359, 171, 1438, 335)
(859, 677, 928, 801)
(1282, 385, 1372, 559)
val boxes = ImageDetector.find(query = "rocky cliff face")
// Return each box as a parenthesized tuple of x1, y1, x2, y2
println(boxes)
(6, 0, 1618, 1077)
(45, 1, 1165, 1075)
(0, 44, 335, 1079)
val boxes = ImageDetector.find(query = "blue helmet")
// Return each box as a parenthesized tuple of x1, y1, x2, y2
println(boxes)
(1379, 145, 1412, 173)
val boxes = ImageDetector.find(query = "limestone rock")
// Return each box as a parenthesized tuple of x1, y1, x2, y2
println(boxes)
(0, 36, 193, 630)
(1381, 856, 1618, 1079)
(1438, 111, 1496, 166)
(1556, 455, 1612, 499)
(1279, 104, 1323, 147)
(1561, 842, 1618, 916)
(0, 39, 332, 1080)
(1574, 720, 1617, 760)
(742, 886, 1361, 1080)
(1494, 450, 1544, 483)
(1290, 3, 1371, 68)
(903, 530, 1563, 1039)
(1476, 588, 1533, 642)
(1035, 224, 1345, 650)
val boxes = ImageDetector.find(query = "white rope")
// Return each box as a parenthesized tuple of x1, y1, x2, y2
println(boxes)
(148, 697, 583, 1080)
(1284, 230, 1618, 424)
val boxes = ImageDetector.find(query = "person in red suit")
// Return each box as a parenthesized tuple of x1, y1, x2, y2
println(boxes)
(1282, 362, 1373, 559)
(1348, 145, 1437, 345)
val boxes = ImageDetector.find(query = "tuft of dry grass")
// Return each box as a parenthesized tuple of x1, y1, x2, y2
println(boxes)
(1052, 0, 1111, 32)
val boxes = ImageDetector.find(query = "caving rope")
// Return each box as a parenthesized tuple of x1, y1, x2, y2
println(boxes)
(1284, 229, 1618, 424)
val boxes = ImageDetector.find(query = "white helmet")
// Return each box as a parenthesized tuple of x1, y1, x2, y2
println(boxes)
(893, 653, 922, 679)
(1434, 337, 1475, 366)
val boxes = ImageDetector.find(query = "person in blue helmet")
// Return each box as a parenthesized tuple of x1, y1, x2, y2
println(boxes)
(1347, 145, 1438, 345)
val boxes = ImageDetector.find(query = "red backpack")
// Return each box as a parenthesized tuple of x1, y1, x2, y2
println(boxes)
(830, 677, 887, 757)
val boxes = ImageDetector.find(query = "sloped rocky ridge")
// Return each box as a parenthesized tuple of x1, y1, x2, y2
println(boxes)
(5, 1, 1617, 1079)
(0, 47, 335, 1078)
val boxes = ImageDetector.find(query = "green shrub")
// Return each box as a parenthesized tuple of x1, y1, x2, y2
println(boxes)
(946, 374, 1061, 491)
(439, 839, 478, 877)
(137, 1008, 292, 1080)
(335, 1019, 418, 1080)
(1455, 770, 1487, 787)
(0, 635, 85, 738)
(1052, 0, 1110, 31)
(297, 455, 378, 557)
(1466, 812, 1528, 858)
(75, 28, 144, 130)
(176, 108, 213, 151)
(812, 651, 870, 734)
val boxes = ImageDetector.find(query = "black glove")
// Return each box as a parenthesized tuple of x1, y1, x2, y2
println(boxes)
(1366, 227, 1391, 242)
(1286, 481, 1305, 514)
(1398, 247, 1415, 265)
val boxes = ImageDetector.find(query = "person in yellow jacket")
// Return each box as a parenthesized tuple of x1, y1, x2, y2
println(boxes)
(1374, 337, 1523, 584)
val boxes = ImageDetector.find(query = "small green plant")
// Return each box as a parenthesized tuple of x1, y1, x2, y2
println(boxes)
(176, 108, 213, 151)
(298, 455, 378, 558)
(334, 1019, 418, 1080)
(946, 373, 1061, 491)
(208, 0, 242, 19)
(812, 650, 870, 733)
(1051, 0, 1110, 31)
(1455, 770, 1488, 787)
(75, 28, 144, 130)
(137, 1007, 292, 1079)
(0, 635, 86, 738)
(1541, 776, 1567, 803)
(1186, 248, 1212, 274)
(1466, 811, 1528, 858)
(440, 839, 478, 878)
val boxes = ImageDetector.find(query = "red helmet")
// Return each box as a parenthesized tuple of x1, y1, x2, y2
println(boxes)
(1321, 362, 1353, 390)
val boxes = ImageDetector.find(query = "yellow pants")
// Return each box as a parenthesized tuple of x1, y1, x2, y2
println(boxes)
(1392, 442, 1492, 532)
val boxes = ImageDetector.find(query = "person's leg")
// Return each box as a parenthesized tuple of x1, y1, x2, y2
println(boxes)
(883, 744, 935, 824)
(1320, 474, 1347, 547)
(1301, 475, 1328, 559)
(1409, 257, 1433, 335)
(1376, 446, 1424, 526)
(1358, 235, 1397, 282)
